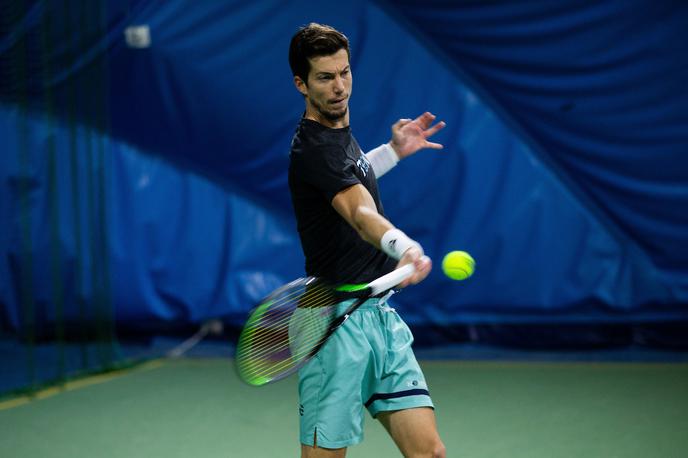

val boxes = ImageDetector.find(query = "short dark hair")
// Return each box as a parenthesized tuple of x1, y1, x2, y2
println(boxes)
(289, 23, 350, 84)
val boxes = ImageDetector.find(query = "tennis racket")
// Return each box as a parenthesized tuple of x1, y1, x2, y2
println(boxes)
(235, 263, 416, 386)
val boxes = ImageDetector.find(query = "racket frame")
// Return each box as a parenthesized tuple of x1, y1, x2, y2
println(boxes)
(235, 263, 416, 386)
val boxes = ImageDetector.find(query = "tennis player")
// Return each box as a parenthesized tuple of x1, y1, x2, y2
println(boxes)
(288, 23, 447, 458)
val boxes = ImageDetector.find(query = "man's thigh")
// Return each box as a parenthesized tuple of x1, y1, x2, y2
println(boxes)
(377, 407, 445, 457)
(301, 444, 347, 458)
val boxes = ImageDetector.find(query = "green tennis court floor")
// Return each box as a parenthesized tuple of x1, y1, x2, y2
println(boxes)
(1, 358, 687, 457)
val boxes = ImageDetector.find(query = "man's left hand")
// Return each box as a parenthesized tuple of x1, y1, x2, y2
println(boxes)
(389, 112, 446, 159)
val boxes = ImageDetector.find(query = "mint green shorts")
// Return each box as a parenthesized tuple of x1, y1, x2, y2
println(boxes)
(297, 295, 433, 449)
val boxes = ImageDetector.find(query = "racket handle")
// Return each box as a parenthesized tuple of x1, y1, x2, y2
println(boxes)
(369, 262, 416, 295)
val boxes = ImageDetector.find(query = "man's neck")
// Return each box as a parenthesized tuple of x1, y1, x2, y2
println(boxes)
(304, 107, 349, 129)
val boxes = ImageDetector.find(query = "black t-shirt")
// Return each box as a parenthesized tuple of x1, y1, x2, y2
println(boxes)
(288, 118, 396, 284)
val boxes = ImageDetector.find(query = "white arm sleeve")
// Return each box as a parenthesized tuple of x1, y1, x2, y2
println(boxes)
(365, 143, 399, 178)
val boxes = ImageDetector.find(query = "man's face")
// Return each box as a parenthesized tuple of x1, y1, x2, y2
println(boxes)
(296, 48, 352, 125)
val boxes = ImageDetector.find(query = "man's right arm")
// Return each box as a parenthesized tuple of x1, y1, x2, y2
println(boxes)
(331, 184, 431, 287)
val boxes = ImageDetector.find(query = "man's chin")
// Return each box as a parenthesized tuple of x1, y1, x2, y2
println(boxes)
(322, 107, 348, 122)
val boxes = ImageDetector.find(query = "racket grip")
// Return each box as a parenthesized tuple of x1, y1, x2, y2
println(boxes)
(368, 263, 416, 295)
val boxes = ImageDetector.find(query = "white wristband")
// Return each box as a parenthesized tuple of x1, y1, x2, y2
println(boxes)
(365, 143, 399, 178)
(380, 228, 423, 260)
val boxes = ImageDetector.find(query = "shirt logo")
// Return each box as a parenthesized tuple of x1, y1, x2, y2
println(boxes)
(356, 154, 371, 178)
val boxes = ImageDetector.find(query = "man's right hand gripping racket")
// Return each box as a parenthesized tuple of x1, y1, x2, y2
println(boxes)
(234, 263, 417, 386)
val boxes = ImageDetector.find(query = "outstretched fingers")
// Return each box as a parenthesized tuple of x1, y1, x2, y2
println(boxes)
(414, 112, 435, 129)
(423, 120, 446, 138)
(424, 140, 444, 150)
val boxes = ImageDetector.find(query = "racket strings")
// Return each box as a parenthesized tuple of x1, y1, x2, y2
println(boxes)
(236, 282, 343, 382)
(239, 318, 337, 381)
(238, 287, 335, 364)
(242, 318, 334, 379)
(239, 282, 337, 350)
(238, 321, 329, 382)
(241, 310, 357, 382)
(241, 302, 334, 364)
(239, 325, 328, 381)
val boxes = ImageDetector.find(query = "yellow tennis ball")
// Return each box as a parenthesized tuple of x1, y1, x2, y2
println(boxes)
(442, 251, 475, 281)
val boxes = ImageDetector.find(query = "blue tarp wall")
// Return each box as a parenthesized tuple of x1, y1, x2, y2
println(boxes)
(2, 1, 688, 345)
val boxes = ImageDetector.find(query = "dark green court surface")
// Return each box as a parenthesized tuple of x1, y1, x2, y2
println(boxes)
(1, 359, 687, 457)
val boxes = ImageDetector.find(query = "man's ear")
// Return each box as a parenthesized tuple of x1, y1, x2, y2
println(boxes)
(294, 76, 308, 96)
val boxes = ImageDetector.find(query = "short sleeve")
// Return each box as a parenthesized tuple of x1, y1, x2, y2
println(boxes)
(291, 145, 361, 202)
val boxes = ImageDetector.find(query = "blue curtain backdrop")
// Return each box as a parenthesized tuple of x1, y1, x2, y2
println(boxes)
(2, 0, 687, 341)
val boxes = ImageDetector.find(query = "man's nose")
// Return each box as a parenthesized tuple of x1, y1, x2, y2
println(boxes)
(333, 76, 345, 93)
